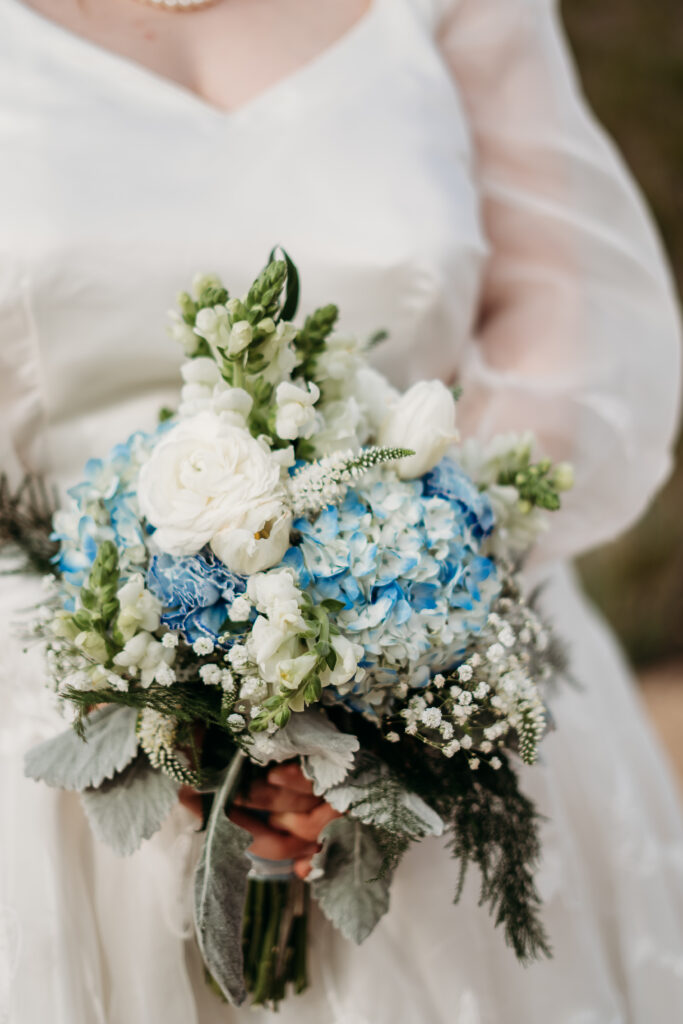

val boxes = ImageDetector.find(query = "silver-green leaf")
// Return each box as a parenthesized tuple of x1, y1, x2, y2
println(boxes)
(193, 752, 251, 1006)
(324, 754, 444, 839)
(80, 754, 179, 856)
(310, 817, 391, 944)
(248, 710, 359, 793)
(25, 705, 139, 791)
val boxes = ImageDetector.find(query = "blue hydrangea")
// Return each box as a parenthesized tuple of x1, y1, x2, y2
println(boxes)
(422, 457, 495, 539)
(146, 551, 247, 643)
(52, 424, 171, 587)
(285, 467, 499, 714)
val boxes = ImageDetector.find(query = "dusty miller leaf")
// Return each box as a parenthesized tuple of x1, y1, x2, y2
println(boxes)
(310, 817, 391, 943)
(324, 753, 444, 839)
(193, 752, 251, 1006)
(25, 705, 139, 791)
(80, 754, 178, 856)
(248, 710, 359, 792)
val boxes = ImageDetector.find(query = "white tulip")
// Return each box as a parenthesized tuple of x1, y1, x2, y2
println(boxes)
(379, 380, 459, 479)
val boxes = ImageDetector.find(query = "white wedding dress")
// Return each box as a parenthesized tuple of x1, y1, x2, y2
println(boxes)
(1, 0, 683, 1020)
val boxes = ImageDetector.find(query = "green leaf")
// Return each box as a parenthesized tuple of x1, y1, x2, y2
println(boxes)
(25, 706, 139, 791)
(310, 817, 391, 944)
(79, 754, 179, 856)
(324, 753, 443, 839)
(268, 246, 300, 322)
(193, 752, 251, 1006)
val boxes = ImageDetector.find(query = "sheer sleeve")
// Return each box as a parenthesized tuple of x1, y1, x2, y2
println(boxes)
(436, 0, 681, 562)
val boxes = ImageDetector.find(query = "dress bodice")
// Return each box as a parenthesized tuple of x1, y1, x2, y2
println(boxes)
(0, 0, 680, 565)
(0, 0, 486, 488)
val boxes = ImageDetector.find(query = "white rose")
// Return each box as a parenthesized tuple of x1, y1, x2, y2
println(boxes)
(116, 573, 163, 642)
(138, 411, 289, 573)
(320, 635, 364, 689)
(274, 380, 320, 441)
(378, 381, 459, 479)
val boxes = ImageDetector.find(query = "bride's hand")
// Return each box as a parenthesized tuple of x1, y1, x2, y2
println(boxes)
(179, 762, 340, 879)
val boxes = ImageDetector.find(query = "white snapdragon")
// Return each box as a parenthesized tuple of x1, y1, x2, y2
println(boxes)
(194, 305, 253, 358)
(378, 381, 458, 478)
(113, 632, 176, 688)
(320, 635, 364, 690)
(274, 380, 320, 441)
(116, 574, 163, 642)
(315, 334, 364, 382)
(138, 411, 291, 574)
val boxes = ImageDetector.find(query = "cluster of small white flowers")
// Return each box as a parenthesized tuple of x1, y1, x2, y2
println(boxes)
(198, 663, 235, 691)
(394, 594, 556, 768)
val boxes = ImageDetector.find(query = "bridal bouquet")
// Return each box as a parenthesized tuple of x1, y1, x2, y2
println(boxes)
(22, 252, 572, 1007)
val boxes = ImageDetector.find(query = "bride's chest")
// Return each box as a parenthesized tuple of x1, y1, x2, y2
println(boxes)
(1, 0, 488, 457)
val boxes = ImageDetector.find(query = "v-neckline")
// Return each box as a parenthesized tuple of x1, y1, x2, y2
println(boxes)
(4, 0, 385, 124)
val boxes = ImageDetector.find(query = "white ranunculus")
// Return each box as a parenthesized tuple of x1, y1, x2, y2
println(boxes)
(210, 510, 292, 575)
(275, 380, 320, 441)
(116, 573, 162, 642)
(138, 411, 289, 572)
(378, 380, 459, 479)
(320, 635, 364, 689)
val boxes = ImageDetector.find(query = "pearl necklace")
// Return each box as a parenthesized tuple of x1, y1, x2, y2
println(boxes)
(131, 0, 221, 12)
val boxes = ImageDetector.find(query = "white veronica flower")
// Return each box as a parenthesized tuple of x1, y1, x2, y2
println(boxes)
(116, 573, 163, 642)
(379, 380, 459, 478)
(274, 379, 320, 440)
(138, 411, 291, 574)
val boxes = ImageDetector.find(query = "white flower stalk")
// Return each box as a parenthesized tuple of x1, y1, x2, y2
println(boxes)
(287, 446, 414, 516)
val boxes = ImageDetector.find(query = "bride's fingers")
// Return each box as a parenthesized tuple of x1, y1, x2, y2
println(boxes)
(233, 779, 321, 814)
(228, 807, 319, 862)
(269, 801, 341, 842)
(293, 856, 314, 880)
(267, 762, 315, 794)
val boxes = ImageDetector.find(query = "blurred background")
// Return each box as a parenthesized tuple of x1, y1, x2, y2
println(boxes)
(564, 0, 683, 788)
